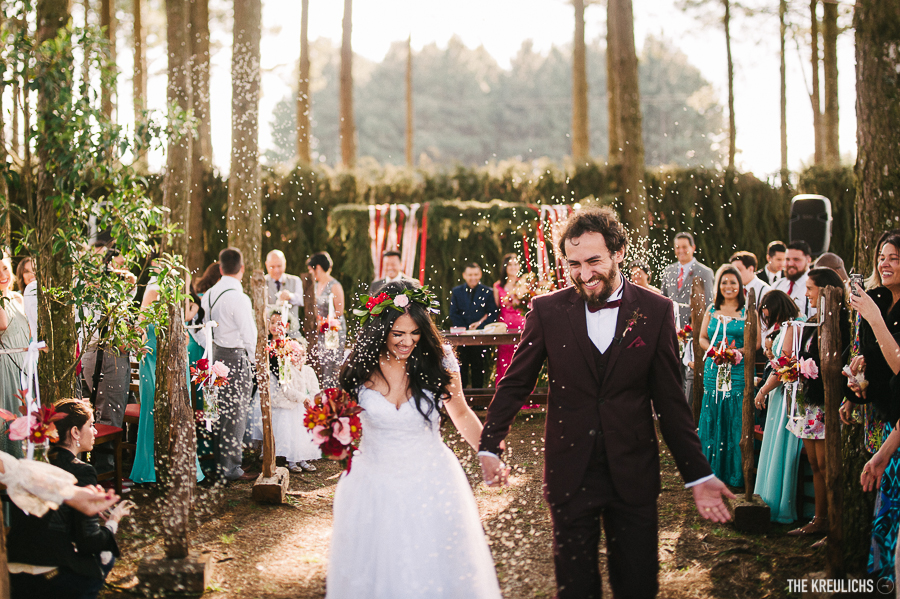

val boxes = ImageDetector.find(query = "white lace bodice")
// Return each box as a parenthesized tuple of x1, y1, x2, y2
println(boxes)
(355, 387, 443, 464)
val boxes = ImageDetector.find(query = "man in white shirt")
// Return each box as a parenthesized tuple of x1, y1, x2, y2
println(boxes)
(368, 250, 418, 295)
(729, 251, 771, 304)
(264, 250, 304, 334)
(757, 241, 786, 285)
(200, 247, 258, 481)
(772, 240, 815, 319)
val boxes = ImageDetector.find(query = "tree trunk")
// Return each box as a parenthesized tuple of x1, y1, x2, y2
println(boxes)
(155, 0, 193, 489)
(228, 0, 262, 282)
(610, 0, 647, 240)
(572, 0, 589, 162)
(822, 0, 839, 168)
(779, 0, 788, 177)
(724, 0, 735, 170)
(405, 35, 413, 168)
(132, 0, 147, 171)
(297, 0, 310, 164)
(606, 0, 621, 165)
(339, 0, 355, 168)
(188, 0, 211, 274)
(853, 0, 900, 276)
(10, 82, 19, 162)
(810, 0, 824, 165)
(35, 0, 75, 404)
(100, 0, 116, 121)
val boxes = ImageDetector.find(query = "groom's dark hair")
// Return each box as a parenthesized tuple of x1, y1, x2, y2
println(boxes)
(558, 206, 629, 257)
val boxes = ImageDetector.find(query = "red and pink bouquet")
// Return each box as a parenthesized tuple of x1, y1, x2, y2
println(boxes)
(268, 338, 304, 361)
(190, 358, 230, 388)
(319, 317, 342, 334)
(772, 355, 818, 385)
(677, 324, 693, 344)
(706, 340, 743, 366)
(0, 391, 65, 444)
(303, 388, 363, 473)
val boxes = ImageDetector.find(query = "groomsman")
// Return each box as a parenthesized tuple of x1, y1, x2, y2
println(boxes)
(449, 263, 498, 388)
(757, 240, 786, 285)
(369, 250, 417, 295)
(772, 240, 815, 319)
(265, 249, 304, 333)
(729, 251, 771, 301)
(200, 247, 258, 481)
(659, 232, 714, 401)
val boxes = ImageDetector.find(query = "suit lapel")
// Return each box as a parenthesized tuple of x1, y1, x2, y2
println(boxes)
(566, 291, 601, 385)
(600, 280, 637, 389)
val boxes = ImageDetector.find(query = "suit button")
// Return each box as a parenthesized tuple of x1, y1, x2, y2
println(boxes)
(588, 429, 596, 436)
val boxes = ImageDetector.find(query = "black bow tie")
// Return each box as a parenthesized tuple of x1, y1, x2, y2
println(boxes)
(587, 299, 622, 313)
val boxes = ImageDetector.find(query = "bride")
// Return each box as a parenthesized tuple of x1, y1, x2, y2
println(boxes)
(326, 281, 503, 599)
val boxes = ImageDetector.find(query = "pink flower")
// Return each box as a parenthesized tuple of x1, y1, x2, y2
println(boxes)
(799, 358, 819, 380)
(733, 351, 743, 365)
(311, 424, 330, 445)
(211, 361, 230, 379)
(393, 294, 410, 308)
(8, 415, 35, 441)
(289, 340, 304, 355)
(332, 417, 352, 445)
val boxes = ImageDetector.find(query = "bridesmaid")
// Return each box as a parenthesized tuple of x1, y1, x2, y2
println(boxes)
(307, 251, 346, 389)
(493, 254, 526, 383)
(0, 257, 27, 458)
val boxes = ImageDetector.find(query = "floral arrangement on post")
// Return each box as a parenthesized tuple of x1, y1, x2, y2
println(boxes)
(507, 273, 555, 315)
(268, 338, 305, 383)
(0, 391, 66, 461)
(706, 339, 743, 393)
(773, 355, 819, 420)
(303, 388, 363, 473)
(190, 358, 230, 388)
(676, 323, 693, 345)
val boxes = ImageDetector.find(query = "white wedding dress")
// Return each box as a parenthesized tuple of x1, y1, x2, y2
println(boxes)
(325, 379, 502, 598)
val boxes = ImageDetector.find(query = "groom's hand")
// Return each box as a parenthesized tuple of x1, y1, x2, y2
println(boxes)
(479, 454, 509, 487)
(692, 477, 735, 523)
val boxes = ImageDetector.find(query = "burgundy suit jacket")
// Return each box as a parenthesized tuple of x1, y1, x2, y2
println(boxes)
(479, 279, 712, 506)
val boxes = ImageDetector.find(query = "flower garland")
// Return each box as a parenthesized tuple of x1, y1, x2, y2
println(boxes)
(303, 388, 363, 473)
(352, 286, 439, 325)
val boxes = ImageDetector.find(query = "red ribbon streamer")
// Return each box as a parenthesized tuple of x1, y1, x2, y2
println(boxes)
(418, 203, 430, 286)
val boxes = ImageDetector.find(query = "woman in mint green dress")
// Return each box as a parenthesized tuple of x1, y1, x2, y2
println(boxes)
(752, 290, 802, 523)
(697, 266, 746, 488)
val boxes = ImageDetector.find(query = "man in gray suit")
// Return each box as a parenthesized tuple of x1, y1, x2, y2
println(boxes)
(265, 250, 304, 334)
(659, 232, 715, 401)
(368, 250, 418, 295)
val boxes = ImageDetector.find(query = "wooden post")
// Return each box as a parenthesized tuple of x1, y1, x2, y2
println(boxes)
(302, 272, 320, 374)
(690, 276, 706, 425)
(821, 287, 844, 577)
(741, 289, 758, 500)
(251, 270, 289, 503)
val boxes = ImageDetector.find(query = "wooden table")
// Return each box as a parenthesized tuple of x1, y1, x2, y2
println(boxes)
(443, 331, 522, 347)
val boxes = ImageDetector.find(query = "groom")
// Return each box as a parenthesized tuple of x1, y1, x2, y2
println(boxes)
(478, 207, 734, 599)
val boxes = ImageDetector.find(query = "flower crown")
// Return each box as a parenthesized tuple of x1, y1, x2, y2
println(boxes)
(352, 286, 439, 325)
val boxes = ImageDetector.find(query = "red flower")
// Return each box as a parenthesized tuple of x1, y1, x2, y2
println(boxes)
(196, 358, 209, 371)
(365, 292, 390, 310)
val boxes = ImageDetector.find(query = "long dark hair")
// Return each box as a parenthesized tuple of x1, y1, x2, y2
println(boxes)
(759, 289, 800, 330)
(339, 281, 451, 422)
(714, 265, 745, 310)
(498, 253, 518, 287)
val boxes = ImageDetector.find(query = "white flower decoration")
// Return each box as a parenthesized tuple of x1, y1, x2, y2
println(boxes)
(394, 294, 410, 308)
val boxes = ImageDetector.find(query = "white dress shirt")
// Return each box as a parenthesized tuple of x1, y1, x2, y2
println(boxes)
(761, 266, 783, 285)
(772, 272, 815, 319)
(200, 275, 257, 356)
(743, 277, 770, 303)
(585, 277, 625, 353)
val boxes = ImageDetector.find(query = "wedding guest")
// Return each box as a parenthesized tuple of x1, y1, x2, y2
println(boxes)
(758, 241, 786, 285)
(697, 265, 747, 488)
(729, 250, 771, 302)
(200, 248, 258, 481)
(8, 398, 131, 599)
(814, 252, 850, 283)
(773, 240, 815, 319)
(785, 268, 851, 542)
(265, 250, 304, 334)
(450, 262, 498, 388)
(264, 314, 321, 473)
(493, 254, 526, 383)
(628, 259, 661, 294)
(0, 256, 27, 458)
(660, 232, 715, 400)
(369, 250, 417, 295)
(846, 233, 900, 583)
(753, 290, 803, 523)
(307, 251, 346, 389)
(18, 257, 37, 341)
(14, 257, 34, 292)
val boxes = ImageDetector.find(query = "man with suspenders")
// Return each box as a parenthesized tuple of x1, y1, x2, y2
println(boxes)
(200, 248, 258, 481)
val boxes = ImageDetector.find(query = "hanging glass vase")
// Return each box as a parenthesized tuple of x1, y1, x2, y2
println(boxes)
(325, 329, 339, 350)
(279, 357, 292, 384)
(26, 440, 51, 463)
(202, 385, 220, 431)
(716, 363, 732, 393)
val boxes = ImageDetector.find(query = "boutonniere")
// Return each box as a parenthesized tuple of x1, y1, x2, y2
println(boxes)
(617, 308, 646, 344)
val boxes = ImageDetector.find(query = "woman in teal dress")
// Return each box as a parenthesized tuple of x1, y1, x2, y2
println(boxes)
(697, 266, 747, 488)
(752, 290, 802, 523)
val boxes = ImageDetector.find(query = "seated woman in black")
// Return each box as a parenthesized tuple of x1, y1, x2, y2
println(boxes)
(7, 398, 128, 599)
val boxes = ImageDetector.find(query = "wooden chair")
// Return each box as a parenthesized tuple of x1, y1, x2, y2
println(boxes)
(92, 423, 124, 495)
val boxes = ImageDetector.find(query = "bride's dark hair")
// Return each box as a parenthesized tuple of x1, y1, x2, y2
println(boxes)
(339, 281, 452, 422)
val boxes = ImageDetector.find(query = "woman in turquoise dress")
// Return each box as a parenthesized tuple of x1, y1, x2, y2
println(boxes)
(752, 290, 803, 523)
(697, 266, 746, 488)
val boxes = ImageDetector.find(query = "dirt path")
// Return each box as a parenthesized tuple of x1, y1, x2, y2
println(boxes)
(101, 410, 826, 598)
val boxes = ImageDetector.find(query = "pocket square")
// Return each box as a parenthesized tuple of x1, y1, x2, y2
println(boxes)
(627, 337, 646, 349)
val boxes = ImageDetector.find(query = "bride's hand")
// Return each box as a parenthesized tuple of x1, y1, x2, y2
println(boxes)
(479, 454, 509, 487)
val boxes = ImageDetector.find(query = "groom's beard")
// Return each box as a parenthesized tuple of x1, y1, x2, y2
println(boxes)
(573, 265, 620, 309)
